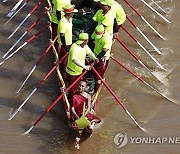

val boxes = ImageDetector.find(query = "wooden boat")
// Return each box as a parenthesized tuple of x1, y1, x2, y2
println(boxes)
(2, 0, 176, 150)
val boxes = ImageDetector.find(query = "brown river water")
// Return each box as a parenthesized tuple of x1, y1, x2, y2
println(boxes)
(0, 0, 179, 153)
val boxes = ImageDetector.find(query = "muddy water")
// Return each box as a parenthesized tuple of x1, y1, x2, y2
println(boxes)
(0, 0, 179, 153)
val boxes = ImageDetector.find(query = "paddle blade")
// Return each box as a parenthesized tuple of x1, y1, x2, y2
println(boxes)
(2, 0, 8, 3)
(7, 11, 15, 18)
(23, 126, 34, 135)
(8, 109, 19, 120)
(125, 109, 147, 133)
(0, 60, 5, 66)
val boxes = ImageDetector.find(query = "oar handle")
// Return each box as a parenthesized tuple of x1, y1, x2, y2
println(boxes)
(33, 62, 95, 126)
(126, 16, 137, 28)
(115, 37, 139, 61)
(36, 35, 58, 66)
(26, 24, 49, 44)
(123, 0, 141, 16)
(29, 0, 43, 14)
(121, 25, 138, 42)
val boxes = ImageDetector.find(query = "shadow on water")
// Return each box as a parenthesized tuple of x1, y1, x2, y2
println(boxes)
(0, 92, 77, 152)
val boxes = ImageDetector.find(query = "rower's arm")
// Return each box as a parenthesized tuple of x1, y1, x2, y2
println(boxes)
(87, 52, 97, 60)
(56, 10, 61, 21)
(60, 33, 69, 52)
(85, 94, 91, 116)
(83, 19, 97, 32)
(73, 59, 91, 71)
(72, 107, 79, 119)
(97, 48, 108, 59)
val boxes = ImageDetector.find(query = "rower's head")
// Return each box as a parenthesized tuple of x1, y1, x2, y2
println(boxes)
(92, 24, 105, 39)
(93, 0, 102, 7)
(63, 4, 78, 18)
(100, 0, 113, 13)
(78, 80, 88, 93)
(76, 33, 89, 47)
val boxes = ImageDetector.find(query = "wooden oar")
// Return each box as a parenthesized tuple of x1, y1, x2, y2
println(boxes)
(123, 0, 165, 40)
(139, 0, 170, 23)
(2, 10, 47, 59)
(151, 0, 167, 14)
(8, 53, 68, 120)
(46, 0, 70, 113)
(16, 36, 58, 94)
(7, 0, 43, 39)
(52, 44, 70, 112)
(90, 65, 147, 133)
(0, 24, 49, 66)
(127, 16, 163, 55)
(121, 25, 165, 70)
(7, 0, 24, 17)
(110, 56, 179, 105)
(23, 63, 95, 135)
(91, 83, 103, 112)
(115, 37, 165, 82)
(3, 0, 31, 26)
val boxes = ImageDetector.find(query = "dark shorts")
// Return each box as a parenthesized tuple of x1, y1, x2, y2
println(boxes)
(66, 73, 80, 106)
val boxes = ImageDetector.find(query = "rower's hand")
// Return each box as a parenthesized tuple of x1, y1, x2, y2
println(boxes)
(94, 58, 99, 64)
(113, 32, 118, 39)
(84, 65, 91, 71)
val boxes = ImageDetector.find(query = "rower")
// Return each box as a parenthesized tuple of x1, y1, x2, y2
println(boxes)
(92, 0, 126, 38)
(84, 0, 114, 37)
(57, 4, 78, 83)
(91, 24, 113, 92)
(110, 0, 126, 38)
(66, 32, 99, 106)
(51, 0, 71, 50)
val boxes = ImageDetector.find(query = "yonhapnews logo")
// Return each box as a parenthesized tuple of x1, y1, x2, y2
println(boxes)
(114, 132, 128, 148)
(114, 133, 180, 148)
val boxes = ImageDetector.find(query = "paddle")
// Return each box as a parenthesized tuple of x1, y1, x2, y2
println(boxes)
(110, 56, 179, 105)
(3, 0, 31, 26)
(151, 0, 167, 14)
(2, 0, 8, 3)
(7, 0, 43, 39)
(121, 25, 165, 70)
(16, 36, 58, 94)
(123, 0, 165, 40)
(7, 0, 24, 17)
(0, 24, 49, 66)
(90, 65, 147, 132)
(45, 0, 70, 112)
(139, 0, 170, 23)
(91, 83, 103, 112)
(23, 63, 95, 135)
(115, 37, 165, 82)
(52, 45, 70, 112)
(127, 16, 162, 55)
(8, 53, 68, 121)
(2, 10, 47, 59)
